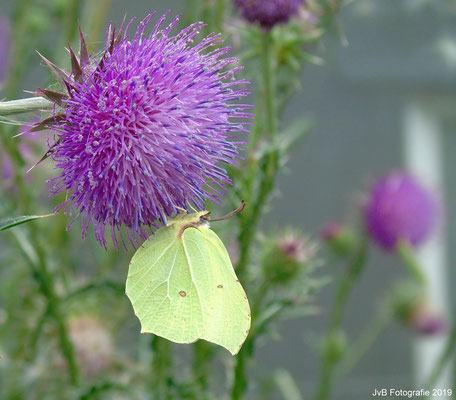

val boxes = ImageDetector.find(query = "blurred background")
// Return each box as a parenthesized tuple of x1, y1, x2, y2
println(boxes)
(1, 0, 455, 399)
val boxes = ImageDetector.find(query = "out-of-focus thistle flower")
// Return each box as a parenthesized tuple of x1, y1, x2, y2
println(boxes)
(391, 283, 446, 336)
(31, 13, 252, 248)
(411, 305, 446, 335)
(277, 231, 313, 263)
(67, 315, 113, 378)
(0, 16, 11, 85)
(321, 221, 358, 256)
(234, 0, 305, 29)
(364, 171, 438, 252)
(263, 229, 316, 284)
(1, 122, 48, 189)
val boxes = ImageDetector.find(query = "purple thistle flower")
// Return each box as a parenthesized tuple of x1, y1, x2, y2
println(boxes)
(2, 153, 13, 182)
(412, 308, 446, 336)
(277, 231, 313, 264)
(0, 16, 12, 84)
(321, 221, 344, 242)
(35, 13, 252, 248)
(235, 0, 304, 29)
(365, 171, 438, 251)
(2, 121, 48, 188)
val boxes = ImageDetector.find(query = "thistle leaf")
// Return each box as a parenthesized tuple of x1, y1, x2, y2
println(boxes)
(0, 214, 53, 231)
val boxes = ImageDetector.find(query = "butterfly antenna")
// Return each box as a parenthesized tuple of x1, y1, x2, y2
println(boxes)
(210, 201, 245, 222)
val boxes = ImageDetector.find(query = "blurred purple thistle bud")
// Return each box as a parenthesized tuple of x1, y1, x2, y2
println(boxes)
(321, 221, 358, 256)
(390, 282, 446, 336)
(322, 221, 343, 241)
(410, 304, 446, 336)
(234, 0, 305, 29)
(277, 231, 313, 263)
(263, 229, 316, 284)
(364, 171, 438, 252)
(2, 153, 13, 182)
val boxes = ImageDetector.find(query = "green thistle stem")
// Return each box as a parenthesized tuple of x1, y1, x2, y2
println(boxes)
(0, 97, 53, 116)
(0, 0, 85, 388)
(236, 29, 278, 281)
(215, 0, 226, 33)
(425, 324, 456, 394)
(13, 227, 80, 384)
(262, 30, 277, 139)
(0, 116, 79, 386)
(232, 30, 278, 400)
(396, 240, 427, 287)
(337, 305, 393, 379)
(192, 341, 215, 397)
(314, 238, 369, 400)
(151, 336, 173, 400)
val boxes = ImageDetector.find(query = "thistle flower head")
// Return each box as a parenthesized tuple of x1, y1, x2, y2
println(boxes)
(390, 283, 446, 336)
(235, 0, 304, 29)
(277, 230, 313, 264)
(411, 306, 446, 336)
(364, 171, 438, 251)
(263, 229, 316, 284)
(34, 13, 252, 248)
(321, 221, 344, 242)
(2, 122, 47, 188)
(321, 221, 358, 256)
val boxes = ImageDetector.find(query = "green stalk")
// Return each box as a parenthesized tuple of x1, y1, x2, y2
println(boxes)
(0, 97, 54, 116)
(236, 30, 278, 282)
(232, 30, 278, 400)
(0, 108, 79, 386)
(262, 30, 277, 139)
(425, 324, 456, 394)
(85, 0, 113, 54)
(396, 240, 427, 287)
(231, 339, 254, 400)
(337, 306, 392, 379)
(1, 0, 83, 388)
(230, 280, 272, 400)
(6, 0, 32, 99)
(314, 238, 369, 400)
(13, 226, 80, 384)
(215, 0, 226, 33)
(151, 336, 173, 400)
(192, 341, 215, 397)
(1, 119, 80, 386)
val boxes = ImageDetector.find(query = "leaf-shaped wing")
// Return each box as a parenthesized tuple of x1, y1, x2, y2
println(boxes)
(126, 226, 205, 343)
(182, 227, 250, 355)
(126, 221, 251, 355)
